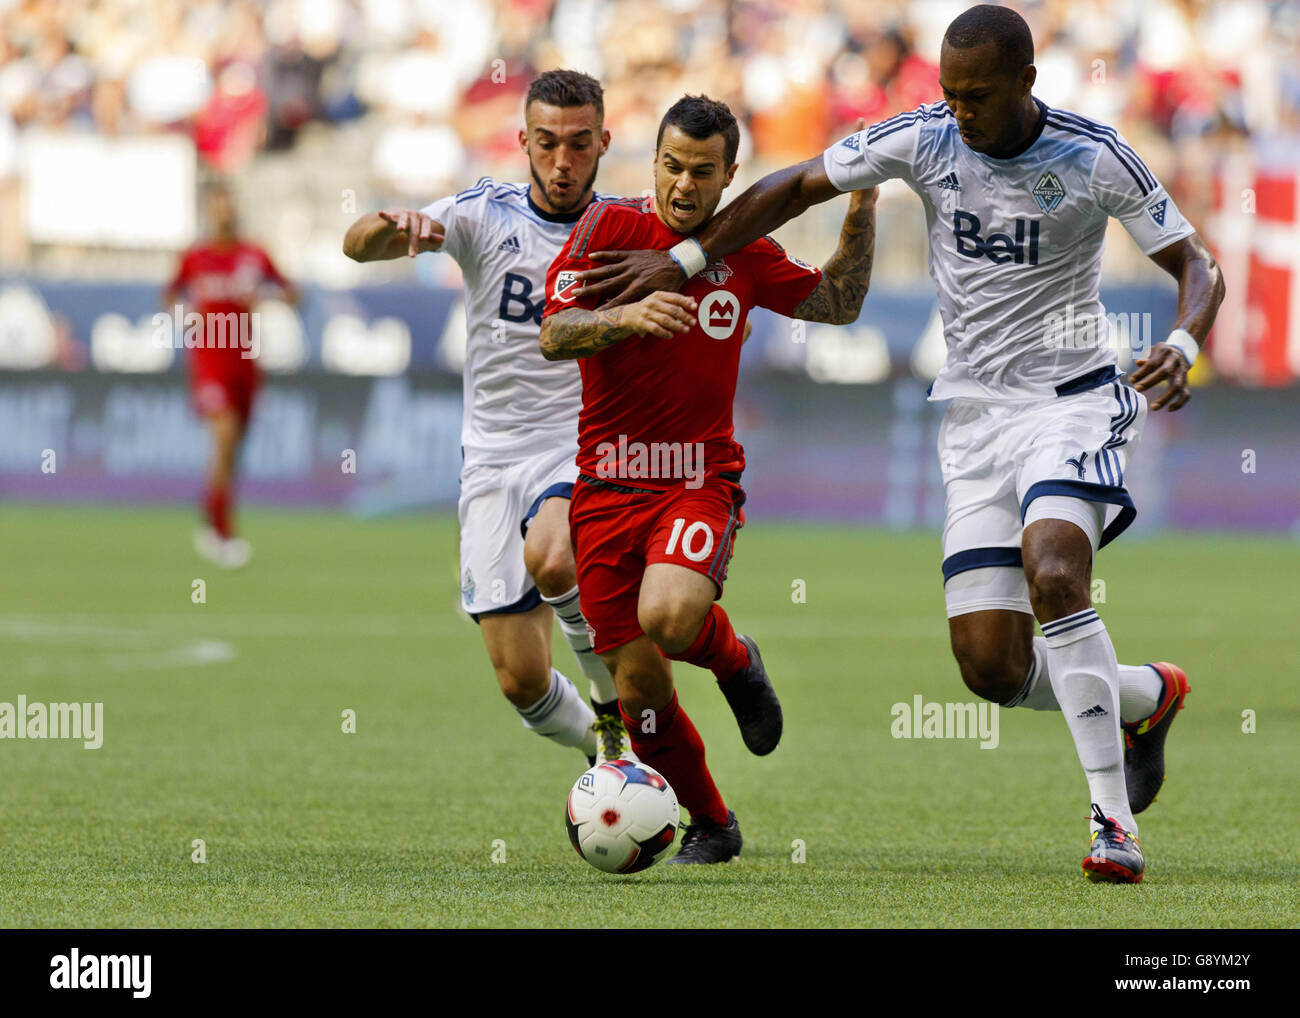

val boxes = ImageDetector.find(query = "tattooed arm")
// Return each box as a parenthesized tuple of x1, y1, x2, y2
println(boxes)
(791, 187, 878, 325)
(539, 292, 697, 360)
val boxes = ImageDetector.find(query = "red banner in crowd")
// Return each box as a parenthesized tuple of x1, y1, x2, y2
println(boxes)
(1209, 154, 1300, 386)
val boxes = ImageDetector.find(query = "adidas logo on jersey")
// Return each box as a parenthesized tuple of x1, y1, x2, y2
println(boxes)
(1075, 704, 1108, 718)
(938, 172, 962, 191)
(498, 235, 522, 252)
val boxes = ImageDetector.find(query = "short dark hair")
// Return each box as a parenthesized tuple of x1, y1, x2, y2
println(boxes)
(943, 4, 1034, 76)
(526, 69, 604, 120)
(656, 95, 740, 166)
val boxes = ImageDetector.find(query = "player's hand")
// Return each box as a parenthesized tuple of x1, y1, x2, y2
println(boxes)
(1130, 342, 1191, 411)
(378, 209, 445, 257)
(624, 291, 697, 339)
(575, 249, 685, 307)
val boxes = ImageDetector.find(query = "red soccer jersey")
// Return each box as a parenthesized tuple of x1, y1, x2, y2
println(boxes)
(543, 196, 821, 488)
(167, 241, 288, 372)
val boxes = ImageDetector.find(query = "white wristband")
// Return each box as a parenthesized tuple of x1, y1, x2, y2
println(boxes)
(1162, 328, 1199, 367)
(667, 237, 707, 278)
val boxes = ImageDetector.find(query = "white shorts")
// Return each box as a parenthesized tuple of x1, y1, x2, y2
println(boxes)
(939, 378, 1147, 618)
(459, 442, 579, 619)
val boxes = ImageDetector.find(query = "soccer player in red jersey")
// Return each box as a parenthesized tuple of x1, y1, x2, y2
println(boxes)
(539, 96, 878, 862)
(163, 182, 298, 568)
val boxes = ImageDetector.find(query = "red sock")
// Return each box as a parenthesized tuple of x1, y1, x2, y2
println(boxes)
(665, 603, 750, 684)
(204, 486, 231, 539)
(620, 692, 728, 825)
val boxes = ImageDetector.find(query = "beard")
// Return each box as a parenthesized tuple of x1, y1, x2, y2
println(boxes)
(530, 157, 600, 214)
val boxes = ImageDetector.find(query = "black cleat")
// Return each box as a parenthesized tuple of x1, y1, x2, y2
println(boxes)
(718, 635, 783, 755)
(666, 811, 742, 865)
(1123, 662, 1189, 815)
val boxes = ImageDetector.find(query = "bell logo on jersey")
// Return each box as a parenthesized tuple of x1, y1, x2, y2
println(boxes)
(553, 270, 583, 303)
(698, 291, 740, 340)
(952, 211, 1040, 266)
(499, 272, 544, 325)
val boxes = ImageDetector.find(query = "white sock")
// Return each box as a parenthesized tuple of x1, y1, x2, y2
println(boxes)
(1117, 663, 1164, 721)
(541, 586, 617, 704)
(1007, 637, 1166, 724)
(1040, 609, 1136, 835)
(517, 668, 597, 756)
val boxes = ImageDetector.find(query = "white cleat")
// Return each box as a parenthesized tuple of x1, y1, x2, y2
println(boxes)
(194, 526, 224, 565)
(194, 528, 252, 569)
(220, 536, 252, 569)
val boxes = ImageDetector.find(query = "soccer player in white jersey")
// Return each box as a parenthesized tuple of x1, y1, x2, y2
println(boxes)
(573, 6, 1225, 883)
(343, 71, 631, 767)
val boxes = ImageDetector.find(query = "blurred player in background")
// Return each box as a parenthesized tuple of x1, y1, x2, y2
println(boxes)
(163, 180, 298, 569)
(539, 97, 877, 863)
(575, 7, 1225, 882)
(343, 70, 631, 766)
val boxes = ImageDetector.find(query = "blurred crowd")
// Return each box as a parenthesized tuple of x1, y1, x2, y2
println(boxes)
(1, 0, 1298, 278)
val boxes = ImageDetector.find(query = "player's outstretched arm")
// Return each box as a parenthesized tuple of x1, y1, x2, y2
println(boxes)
(343, 210, 445, 262)
(791, 187, 878, 325)
(1130, 233, 1226, 411)
(575, 155, 843, 306)
(539, 293, 698, 361)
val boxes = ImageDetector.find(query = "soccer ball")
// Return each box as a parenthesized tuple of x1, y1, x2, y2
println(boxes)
(565, 759, 680, 873)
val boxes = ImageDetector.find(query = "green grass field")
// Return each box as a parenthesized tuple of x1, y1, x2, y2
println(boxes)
(1, 504, 1296, 928)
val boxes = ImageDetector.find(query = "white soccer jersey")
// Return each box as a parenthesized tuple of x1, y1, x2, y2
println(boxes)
(824, 100, 1195, 401)
(423, 178, 606, 463)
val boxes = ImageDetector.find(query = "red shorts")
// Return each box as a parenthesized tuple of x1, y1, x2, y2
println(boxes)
(570, 473, 746, 654)
(190, 361, 259, 427)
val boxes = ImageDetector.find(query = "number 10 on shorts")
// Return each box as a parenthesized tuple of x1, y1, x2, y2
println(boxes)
(664, 518, 714, 562)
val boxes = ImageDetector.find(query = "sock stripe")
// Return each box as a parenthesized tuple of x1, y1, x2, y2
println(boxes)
(518, 671, 562, 721)
(541, 586, 585, 625)
(1042, 609, 1099, 637)
(1004, 653, 1039, 708)
(1045, 616, 1101, 639)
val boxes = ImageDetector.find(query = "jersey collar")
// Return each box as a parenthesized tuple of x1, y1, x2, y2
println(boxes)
(527, 189, 592, 224)
(979, 97, 1049, 161)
